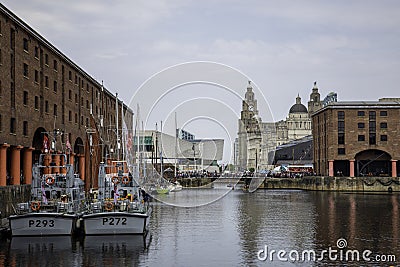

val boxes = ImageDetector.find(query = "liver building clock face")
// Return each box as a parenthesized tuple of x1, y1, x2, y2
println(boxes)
(249, 104, 254, 111)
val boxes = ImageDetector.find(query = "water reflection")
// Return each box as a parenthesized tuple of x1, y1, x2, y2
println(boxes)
(313, 192, 399, 266)
(0, 190, 398, 266)
(9, 236, 75, 266)
(236, 190, 316, 266)
(82, 235, 151, 266)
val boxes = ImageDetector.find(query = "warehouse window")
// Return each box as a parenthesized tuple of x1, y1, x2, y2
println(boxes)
(23, 38, 29, 51)
(23, 121, 28, 136)
(338, 133, 345, 145)
(35, 70, 39, 83)
(23, 91, 28, 105)
(34, 96, 39, 110)
(23, 63, 29, 77)
(369, 133, 376, 145)
(10, 118, 16, 134)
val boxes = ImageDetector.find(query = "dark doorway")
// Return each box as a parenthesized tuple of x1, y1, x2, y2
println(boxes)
(32, 127, 47, 164)
(334, 160, 349, 176)
(355, 149, 391, 176)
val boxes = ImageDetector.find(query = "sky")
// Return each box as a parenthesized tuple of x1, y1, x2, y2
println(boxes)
(3, 0, 400, 163)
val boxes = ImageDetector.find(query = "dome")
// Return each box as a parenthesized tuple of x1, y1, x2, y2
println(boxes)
(289, 103, 308, 113)
(289, 95, 308, 113)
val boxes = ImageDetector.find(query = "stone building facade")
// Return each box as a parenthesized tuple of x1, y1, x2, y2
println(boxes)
(237, 82, 262, 171)
(312, 99, 400, 177)
(0, 4, 133, 188)
(237, 82, 320, 171)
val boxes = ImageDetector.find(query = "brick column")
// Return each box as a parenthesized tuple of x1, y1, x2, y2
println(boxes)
(391, 159, 397, 178)
(106, 159, 112, 174)
(11, 146, 23, 185)
(349, 159, 355, 178)
(79, 154, 85, 181)
(69, 152, 75, 166)
(43, 154, 52, 174)
(23, 147, 34, 185)
(328, 160, 334, 177)
(60, 154, 67, 174)
(0, 144, 10, 186)
(53, 154, 60, 174)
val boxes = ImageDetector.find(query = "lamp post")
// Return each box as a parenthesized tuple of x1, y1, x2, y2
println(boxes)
(192, 143, 196, 170)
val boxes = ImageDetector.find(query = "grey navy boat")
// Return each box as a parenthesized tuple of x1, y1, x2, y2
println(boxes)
(82, 161, 152, 235)
(9, 153, 86, 236)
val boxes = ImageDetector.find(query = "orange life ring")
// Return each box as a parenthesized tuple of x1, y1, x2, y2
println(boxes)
(45, 175, 55, 185)
(111, 176, 120, 184)
(104, 201, 114, 211)
(31, 201, 41, 211)
(122, 176, 130, 184)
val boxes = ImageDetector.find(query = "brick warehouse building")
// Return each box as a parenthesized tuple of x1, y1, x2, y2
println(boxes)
(0, 4, 133, 189)
(312, 99, 400, 177)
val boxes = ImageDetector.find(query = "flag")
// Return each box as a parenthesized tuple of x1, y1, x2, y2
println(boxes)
(66, 135, 72, 152)
(41, 181, 48, 204)
(127, 133, 132, 153)
(43, 135, 49, 153)
(114, 184, 119, 204)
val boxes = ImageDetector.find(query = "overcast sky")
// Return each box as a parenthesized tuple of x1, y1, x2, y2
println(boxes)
(3, 1, 400, 162)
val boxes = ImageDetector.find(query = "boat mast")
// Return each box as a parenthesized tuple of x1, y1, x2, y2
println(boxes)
(142, 120, 146, 177)
(115, 92, 119, 160)
(121, 98, 124, 161)
(174, 112, 177, 179)
(160, 120, 163, 178)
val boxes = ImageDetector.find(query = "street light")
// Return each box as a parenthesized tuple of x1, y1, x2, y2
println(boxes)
(192, 144, 196, 170)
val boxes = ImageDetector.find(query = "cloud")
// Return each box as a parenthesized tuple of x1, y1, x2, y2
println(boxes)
(2, 0, 400, 134)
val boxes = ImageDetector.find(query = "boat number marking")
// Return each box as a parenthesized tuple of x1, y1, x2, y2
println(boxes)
(102, 217, 127, 225)
(28, 219, 55, 228)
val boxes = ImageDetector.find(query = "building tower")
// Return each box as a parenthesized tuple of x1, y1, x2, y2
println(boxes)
(308, 81, 321, 115)
(237, 81, 262, 171)
(287, 94, 311, 141)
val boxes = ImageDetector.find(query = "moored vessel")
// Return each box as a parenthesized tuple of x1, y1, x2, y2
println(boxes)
(8, 151, 86, 236)
(82, 161, 152, 235)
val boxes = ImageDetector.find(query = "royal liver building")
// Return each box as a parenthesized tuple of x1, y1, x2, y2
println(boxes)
(237, 82, 323, 171)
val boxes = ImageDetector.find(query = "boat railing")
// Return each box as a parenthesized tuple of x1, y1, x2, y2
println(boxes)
(16, 200, 60, 213)
(87, 199, 146, 213)
(57, 202, 70, 213)
(15, 202, 30, 214)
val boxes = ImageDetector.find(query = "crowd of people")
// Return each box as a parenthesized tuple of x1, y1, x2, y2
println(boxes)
(175, 170, 220, 178)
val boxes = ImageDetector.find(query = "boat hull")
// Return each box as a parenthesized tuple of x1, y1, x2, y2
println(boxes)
(8, 213, 77, 236)
(82, 208, 152, 235)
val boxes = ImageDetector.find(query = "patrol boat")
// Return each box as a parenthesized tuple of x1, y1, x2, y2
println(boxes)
(8, 152, 85, 236)
(82, 161, 152, 235)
